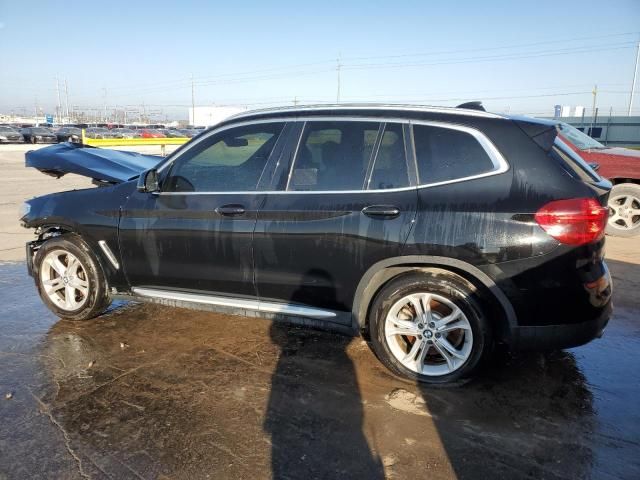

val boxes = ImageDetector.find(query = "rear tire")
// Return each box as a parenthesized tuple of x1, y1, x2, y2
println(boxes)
(606, 183, 640, 237)
(34, 234, 111, 321)
(368, 271, 491, 385)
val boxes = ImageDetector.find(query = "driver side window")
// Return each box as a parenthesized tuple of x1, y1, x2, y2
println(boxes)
(164, 123, 285, 192)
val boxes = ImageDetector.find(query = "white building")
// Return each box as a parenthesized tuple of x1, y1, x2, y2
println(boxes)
(189, 106, 247, 127)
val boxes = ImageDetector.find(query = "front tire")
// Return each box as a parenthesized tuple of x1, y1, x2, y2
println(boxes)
(34, 234, 111, 321)
(368, 271, 491, 385)
(607, 183, 640, 237)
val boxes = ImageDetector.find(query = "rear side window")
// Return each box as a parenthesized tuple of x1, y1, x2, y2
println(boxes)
(413, 124, 496, 185)
(288, 121, 380, 191)
(368, 123, 409, 189)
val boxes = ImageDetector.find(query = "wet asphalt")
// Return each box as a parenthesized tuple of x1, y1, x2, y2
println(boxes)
(0, 259, 638, 480)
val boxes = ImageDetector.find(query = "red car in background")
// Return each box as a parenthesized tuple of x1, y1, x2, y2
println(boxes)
(558, 122, 640, 237)
(139, 129, 166, 138)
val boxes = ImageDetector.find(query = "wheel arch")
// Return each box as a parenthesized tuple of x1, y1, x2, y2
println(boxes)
(352, 256, 518, 343)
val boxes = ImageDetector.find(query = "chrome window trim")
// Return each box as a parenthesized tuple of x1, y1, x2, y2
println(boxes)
(157, 116, 509, 195)
(132, 287, 337, 319)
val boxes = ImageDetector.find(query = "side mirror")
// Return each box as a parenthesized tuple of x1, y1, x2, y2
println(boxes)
(137, 168, 159, 193)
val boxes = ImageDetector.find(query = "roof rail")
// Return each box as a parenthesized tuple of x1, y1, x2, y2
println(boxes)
(225, 103, 505, 121)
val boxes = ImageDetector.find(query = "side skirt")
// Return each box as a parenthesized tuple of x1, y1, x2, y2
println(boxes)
(117, 287, 356, 335)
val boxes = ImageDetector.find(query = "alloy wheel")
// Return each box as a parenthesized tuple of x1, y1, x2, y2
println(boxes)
(608, 194, 640, 231)
(384, 292, 473, 376)
(40, 249, 89, 311)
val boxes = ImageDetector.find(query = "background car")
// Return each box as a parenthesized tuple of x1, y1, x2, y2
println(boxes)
(84, 127, 117, 139)
(55, 127, 82, 143)
(557, 122, 640, 237)
(177, 128, 199, 138)
(157, 129, 185, 138)
(111, 128, 142, 139)
(139, 129, 166, 138)
(0, 126, 25, 143)
(20, 127, 57, 144)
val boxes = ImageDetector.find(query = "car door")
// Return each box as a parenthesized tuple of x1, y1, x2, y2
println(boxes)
(253, 119, 418, 325)
(118, 121, 289, 297)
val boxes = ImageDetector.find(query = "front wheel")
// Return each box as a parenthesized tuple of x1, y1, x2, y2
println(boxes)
(607, 183, 640, 237)
(368, 272, 491, 384)
(34, 234, 112, 321)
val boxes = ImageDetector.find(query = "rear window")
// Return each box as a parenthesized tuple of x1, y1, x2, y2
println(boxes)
(551, 138, 602, 183)
(413, 124, 497, 185)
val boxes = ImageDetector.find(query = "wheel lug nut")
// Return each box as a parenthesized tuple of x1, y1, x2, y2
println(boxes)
(426, 339, 432, 344)
(435, 333, 441, 338)
(429, 322, 435, 328)
(417, 335, 422, 340)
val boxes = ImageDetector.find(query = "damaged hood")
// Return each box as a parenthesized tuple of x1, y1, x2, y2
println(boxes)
(25, 143, 163, 183)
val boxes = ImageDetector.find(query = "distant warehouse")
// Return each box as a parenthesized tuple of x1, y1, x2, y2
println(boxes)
(189, 106, 247, 128)
(547, 115, 640, 148)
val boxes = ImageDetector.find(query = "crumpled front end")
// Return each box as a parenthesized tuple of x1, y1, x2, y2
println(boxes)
(25, 142, 162, 183)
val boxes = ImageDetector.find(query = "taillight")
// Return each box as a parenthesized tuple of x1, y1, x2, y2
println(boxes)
(534, 198, 608, 246)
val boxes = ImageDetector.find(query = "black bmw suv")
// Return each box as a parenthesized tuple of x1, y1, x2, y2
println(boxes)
(21, 104, 612, 384)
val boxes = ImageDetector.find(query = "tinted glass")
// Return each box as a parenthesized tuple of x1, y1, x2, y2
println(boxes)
(368, 123, 409, 189)
(289, 121, 379, 191)
(413, 124, 495, 184)
(165, 122, 284, 192)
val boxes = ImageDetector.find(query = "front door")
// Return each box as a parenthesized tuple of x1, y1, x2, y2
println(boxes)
(253, 120, 417, 323)
(119, 121, 288, 297)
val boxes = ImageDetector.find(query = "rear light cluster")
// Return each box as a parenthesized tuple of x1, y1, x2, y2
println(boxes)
(535, 198, 608, 246)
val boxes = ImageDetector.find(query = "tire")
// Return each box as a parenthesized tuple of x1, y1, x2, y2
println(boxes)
(33, 234, 111, 321)
(368, 271, 491, 385)
(606, 183, 640, 238)
(30, 136, 37, 144)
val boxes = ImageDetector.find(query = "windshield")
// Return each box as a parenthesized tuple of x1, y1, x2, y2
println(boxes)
(32, 128, 51, 134)
(0, 127, 17, 132)
(558, 123, 605, 150)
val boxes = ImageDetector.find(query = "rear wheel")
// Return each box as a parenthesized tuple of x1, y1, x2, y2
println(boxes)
(607, 183, 640, 237)
(34, 234, 111, 321)
(368, 272, 491, 384)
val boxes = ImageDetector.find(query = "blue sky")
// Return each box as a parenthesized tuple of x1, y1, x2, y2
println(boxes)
(1, 0, 639, 119)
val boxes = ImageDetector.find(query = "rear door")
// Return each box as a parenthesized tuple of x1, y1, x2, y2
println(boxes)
(253, 119, 418, 324)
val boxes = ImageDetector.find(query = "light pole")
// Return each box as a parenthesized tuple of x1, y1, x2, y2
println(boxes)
(628, 41, 640, 116)
(191, 73, 195, 126)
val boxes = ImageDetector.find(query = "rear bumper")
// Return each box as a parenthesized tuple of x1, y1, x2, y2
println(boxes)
(512, 300, 611, 350)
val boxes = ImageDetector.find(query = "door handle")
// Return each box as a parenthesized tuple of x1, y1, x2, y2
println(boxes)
(216, 204, 246, 216)
(362, 205, 401, 218)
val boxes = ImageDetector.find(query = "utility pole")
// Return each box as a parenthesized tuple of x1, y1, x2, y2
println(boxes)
(628, 41, 640, 116)
(64, 79, 70, 122)
(590, 84, 598, 136)
(102, 88, 107, 123)
(336, 55, 341, 103)
(55, 76, 62, 124)
(293, 96, 298, 106)
(191, 73, 195, 126)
